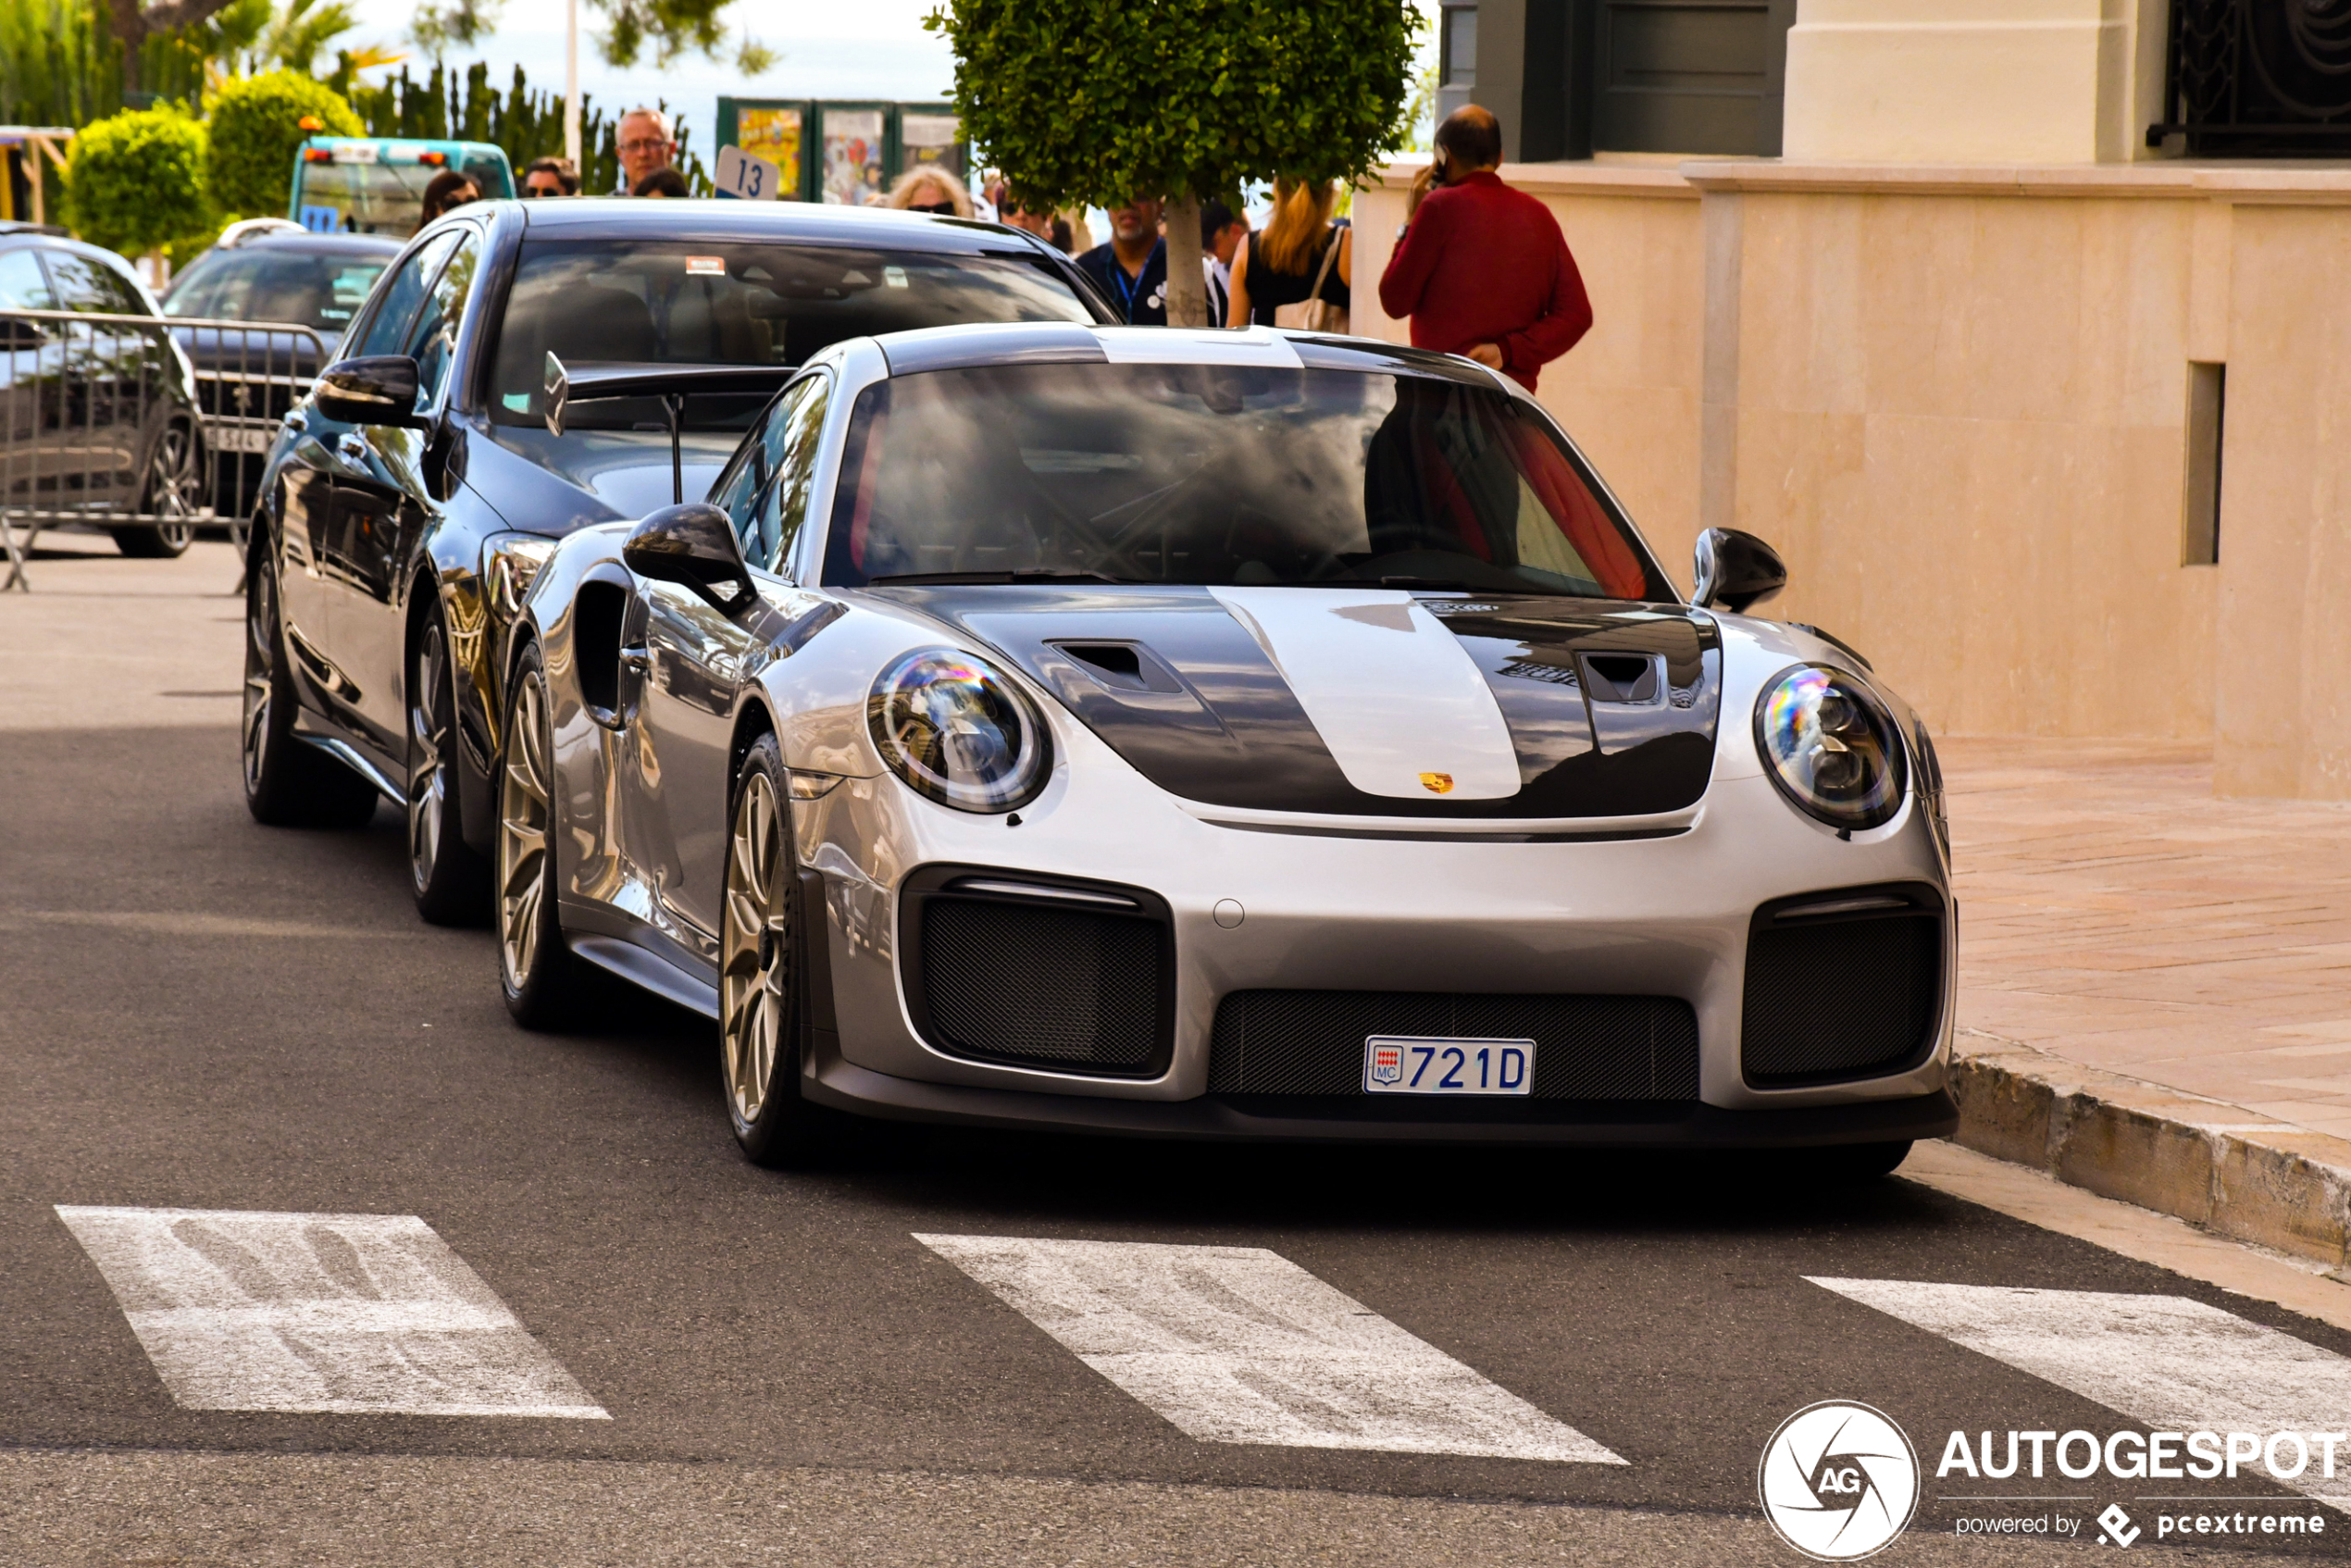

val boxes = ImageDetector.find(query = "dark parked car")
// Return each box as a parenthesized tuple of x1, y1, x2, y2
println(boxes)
(0, 221, 205, 557)
(238, 197, 1117, 931)
(162, 222, 401, 520)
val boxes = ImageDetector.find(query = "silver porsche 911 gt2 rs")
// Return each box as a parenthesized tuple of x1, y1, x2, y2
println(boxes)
(495, 321, 1957, 1168)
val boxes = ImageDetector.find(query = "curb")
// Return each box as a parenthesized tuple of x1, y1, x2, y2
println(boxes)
(1948, 1029, 2351, 1274)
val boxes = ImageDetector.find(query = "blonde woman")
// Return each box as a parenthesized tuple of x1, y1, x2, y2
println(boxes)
(888, 166, 974, 218)
(1225, 178, 1350, 330)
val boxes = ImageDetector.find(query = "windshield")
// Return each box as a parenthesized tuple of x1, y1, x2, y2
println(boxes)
(162, 249, 388, 332)
(292, 154, 505, 238)
(488, 240, 1096, 430)
(822, 365, 1672, 600)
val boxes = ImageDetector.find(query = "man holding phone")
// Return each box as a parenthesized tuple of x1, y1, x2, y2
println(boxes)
(1378, 106, 1593, 392)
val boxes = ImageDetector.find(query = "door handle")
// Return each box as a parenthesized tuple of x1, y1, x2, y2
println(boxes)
(335, 433, 367, 464)
(618, 643, 652, 675)
(283, 411, 307, 432)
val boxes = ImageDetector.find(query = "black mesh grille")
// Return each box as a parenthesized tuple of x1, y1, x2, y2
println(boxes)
(1742, 912, 1943, 1086)
(1208, 991, 1699, 1099)
(919, 898, 1162, 1072)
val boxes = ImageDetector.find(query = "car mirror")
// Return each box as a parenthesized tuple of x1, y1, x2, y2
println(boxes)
(314, 355, 430, 429)
(1692, 528, 1788, 614)
(622, 503, 758, 616)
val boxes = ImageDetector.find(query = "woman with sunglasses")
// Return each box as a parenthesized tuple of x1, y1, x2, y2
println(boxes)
(887, 166, 972, 218)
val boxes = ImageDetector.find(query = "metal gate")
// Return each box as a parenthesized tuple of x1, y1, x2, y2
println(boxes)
(1, 308, 328, 590)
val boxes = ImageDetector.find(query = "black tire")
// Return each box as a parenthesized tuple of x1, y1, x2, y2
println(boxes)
(721, 732, 848, 1167)
(112, 421, 200, 558)
(496, 640, 581, 1027)
(407, 613, 491, 926)
(241, 546, 379, 828)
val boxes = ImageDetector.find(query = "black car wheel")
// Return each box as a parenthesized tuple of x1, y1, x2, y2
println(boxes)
(721, 732, 845, 1166)
(407, 616, 491, 925)
(242, 544, 379, 828)
(496, 641, 579, 1027)
(113, 420, 200, 558)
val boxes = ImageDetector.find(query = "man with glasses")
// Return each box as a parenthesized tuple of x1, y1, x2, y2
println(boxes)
(523, 157, 580, 198)
(615, 107, 678, 195)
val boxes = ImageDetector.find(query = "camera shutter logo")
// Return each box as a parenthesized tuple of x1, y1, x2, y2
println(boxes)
(1758, 1400, 1921, 1561)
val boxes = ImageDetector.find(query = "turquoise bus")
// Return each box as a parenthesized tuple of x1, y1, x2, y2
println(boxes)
(288, 138, 516, 239)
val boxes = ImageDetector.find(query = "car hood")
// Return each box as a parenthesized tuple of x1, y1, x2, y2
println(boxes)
(466, 424, 738, 533)
(871, 584, 1722, 820)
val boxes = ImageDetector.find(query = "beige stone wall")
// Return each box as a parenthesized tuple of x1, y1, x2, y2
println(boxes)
(1353, 159, 2351, 797)
(2219, 206, 2351, 798)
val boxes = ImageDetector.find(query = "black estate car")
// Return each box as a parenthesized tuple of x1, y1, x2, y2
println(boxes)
(163, 224, 401, 520)
(1, 222, 204, 556)
(239, 197, 1116, 925)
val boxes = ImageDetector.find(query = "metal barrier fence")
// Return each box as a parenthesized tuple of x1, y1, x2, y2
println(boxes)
(2, 308, 329, 590)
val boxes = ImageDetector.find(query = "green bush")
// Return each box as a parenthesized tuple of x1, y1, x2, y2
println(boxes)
(208, 69, 362, 219)
(62, 106, 210, 259)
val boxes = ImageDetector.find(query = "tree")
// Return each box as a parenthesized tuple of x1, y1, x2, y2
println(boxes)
(927, 0, 1415, 327)
(206, 68, 359, 218)
(61, 103, 207, 257)
(592, 0, 771, 73)
(108, 0, 244, 92)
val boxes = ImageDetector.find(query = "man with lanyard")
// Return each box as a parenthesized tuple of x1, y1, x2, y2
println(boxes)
(1075, 195, 1168, 325)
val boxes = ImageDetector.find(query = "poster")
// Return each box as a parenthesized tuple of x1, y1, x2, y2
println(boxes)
(900, 112, 964, 179)
(820, 109, 885, 205)
(736, 106, 803, 197)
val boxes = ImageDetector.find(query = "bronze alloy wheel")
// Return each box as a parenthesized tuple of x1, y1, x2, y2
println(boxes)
(718, 733, 840, 1165)
(497, 664, 554, 996)
(721, 765, 791, 1126)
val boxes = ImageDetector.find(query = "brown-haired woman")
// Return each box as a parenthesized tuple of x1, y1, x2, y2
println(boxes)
(1225, 178, 1350, 330)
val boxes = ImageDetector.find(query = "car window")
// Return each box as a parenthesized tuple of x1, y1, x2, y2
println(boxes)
(158, 254, 225, 318)
(488, 240, 1097, 428)
(823, 365, 1673, 602)
(403, 227, 482, 409)
(352, 230, 458, 360)
(734, 373, 828, 573)
(45, 251, 147, 315)
(0, 248, 56, 310)
(165, 248, 391, 333)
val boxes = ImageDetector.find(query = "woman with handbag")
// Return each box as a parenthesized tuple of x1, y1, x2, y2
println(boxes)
(1225, 178, 1350, 332)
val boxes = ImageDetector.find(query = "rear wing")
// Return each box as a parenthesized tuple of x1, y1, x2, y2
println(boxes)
(542, 355, 799, 503)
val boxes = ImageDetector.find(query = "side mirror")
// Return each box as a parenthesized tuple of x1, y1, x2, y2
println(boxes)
(315, 355, 429, 429)
(622, 503, 757, 615)
(1692, 528, 1787, 614)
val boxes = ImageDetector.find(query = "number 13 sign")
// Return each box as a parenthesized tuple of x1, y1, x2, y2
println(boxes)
(715, 144, 783, 201)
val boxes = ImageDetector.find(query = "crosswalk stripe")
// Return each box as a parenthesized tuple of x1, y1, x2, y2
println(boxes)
(1809, 1277, 2351, 1510)
(914, 1234, 1623, 1463)
(56, 1206, 608, 1419)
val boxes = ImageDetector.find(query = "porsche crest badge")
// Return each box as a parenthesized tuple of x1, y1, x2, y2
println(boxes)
(1419, 772, 1455, 794)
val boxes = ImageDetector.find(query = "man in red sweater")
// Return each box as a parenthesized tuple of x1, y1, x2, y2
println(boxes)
(1378, 106, 1593, 392)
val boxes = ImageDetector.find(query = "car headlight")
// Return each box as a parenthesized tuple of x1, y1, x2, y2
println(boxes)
(483, 535, 558, 621)
(867, 649, 1051, 813)
(1754, 665, 1908, 831)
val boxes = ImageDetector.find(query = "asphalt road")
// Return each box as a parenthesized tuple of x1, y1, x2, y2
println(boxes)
(1, 543, 2340, 1564)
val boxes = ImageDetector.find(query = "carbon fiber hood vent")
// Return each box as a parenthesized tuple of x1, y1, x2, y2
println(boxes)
(871, 585, 1720, 819)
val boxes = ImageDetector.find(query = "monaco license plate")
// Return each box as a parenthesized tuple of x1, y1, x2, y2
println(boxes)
(1363, 1036, 1535, 1096)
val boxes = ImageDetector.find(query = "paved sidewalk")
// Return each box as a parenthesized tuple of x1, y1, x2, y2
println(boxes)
(1944, 737, 2351, 1264)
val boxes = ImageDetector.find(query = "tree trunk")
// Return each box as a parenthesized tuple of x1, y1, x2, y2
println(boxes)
(111, 0, 145, 94)
(1161, 190, 1211, 329)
